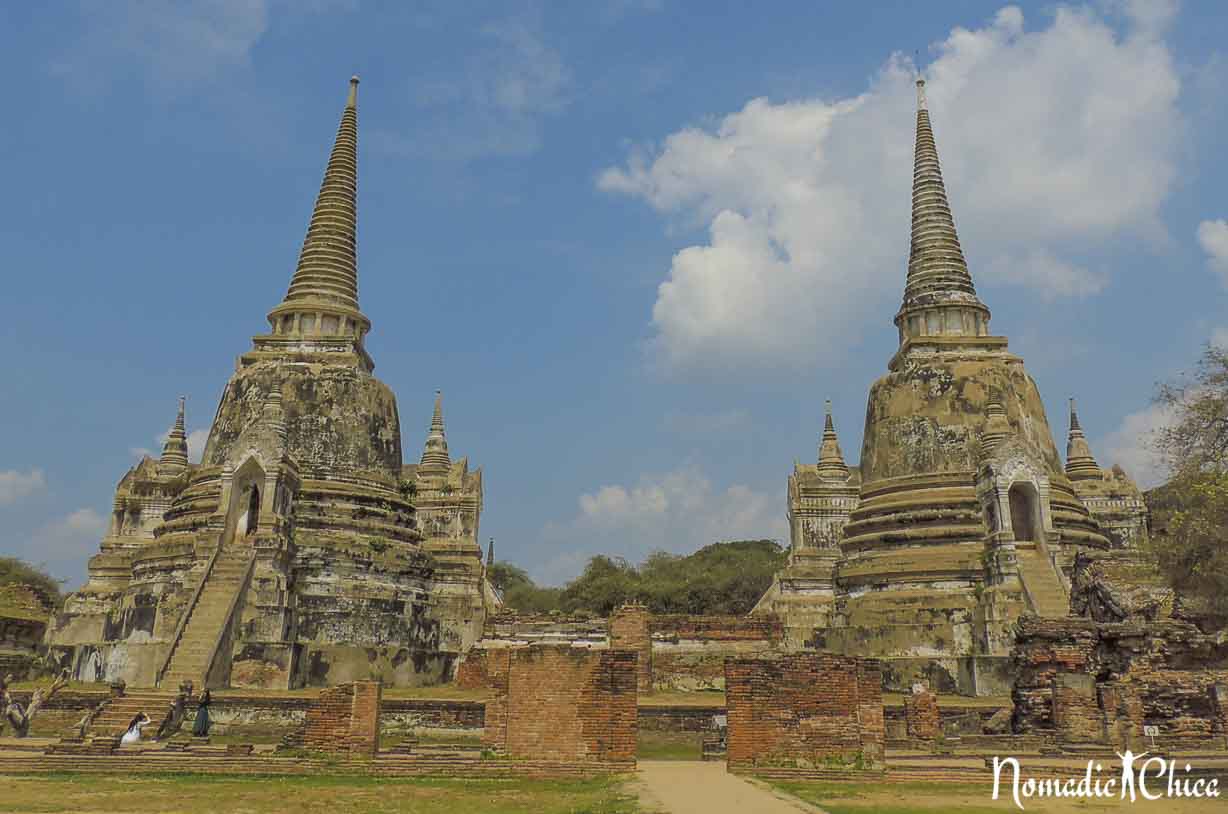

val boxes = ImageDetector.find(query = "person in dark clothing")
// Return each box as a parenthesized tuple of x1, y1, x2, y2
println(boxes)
(192, 689, 212, 737)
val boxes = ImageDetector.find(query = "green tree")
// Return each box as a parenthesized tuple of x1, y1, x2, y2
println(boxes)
(1148, 475, 1228, 619)
(490, 539, 787, 616)
(0, 557, 63, 607)
(1147, 342, 1228, 621)
(487, 561, 564, 614)
(487, 561, 533, 595)
(639, 540, 785, 614)
(559, 556, 642, 615)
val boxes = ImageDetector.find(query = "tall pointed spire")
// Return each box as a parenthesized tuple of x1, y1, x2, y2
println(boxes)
(894, 77, 991, 346)
(1065, 398, 1103, 480)
(419, 390, 451, 474)
(486, 538, 495, 566)
(266, 76, 371, 353)
(816, 400, 850, 481)
(158, 397, 189, 476)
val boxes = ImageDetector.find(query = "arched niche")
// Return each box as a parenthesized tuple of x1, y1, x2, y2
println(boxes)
(225, 457, 267, 543)
(1008, 481, 1041, 542)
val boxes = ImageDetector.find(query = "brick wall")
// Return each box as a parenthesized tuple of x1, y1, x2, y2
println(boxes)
(650, 614, 784, 642)
(725, 654, 884, 770)
(483, 645, 636, 765)
(1011, 616, 1228, 747)
(299, 680, 381, 756)
(1213, 683, 1228, 735)
(609, 603, 652, 692)
(455, 649, 496, 691)
(903, 684, 940, 740)
(1052, 673, 1102, 743)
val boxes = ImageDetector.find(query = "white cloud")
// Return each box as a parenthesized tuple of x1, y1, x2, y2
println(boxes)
(536, 466, 785, 584)
(1098, 402, 1175, 489)
(186, 429, 209, 463)
(601, 5, 1182, 372)
(1197, 219, 1228, 286)
(375, 18, 570, 161)
(1108, 0, 1180, 34)
(985, 250, 1107, 300)
(0, 469, 46, 506)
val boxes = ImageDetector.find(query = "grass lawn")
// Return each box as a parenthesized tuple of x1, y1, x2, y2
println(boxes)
(636, 731, 702, 761)
(4, 772, 640, 814)
(768, 779, 1224, 813)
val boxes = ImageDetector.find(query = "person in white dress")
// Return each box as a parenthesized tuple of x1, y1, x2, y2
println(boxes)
(120, 712, 151, 745)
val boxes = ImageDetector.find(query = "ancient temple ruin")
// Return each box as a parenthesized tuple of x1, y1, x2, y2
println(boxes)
(755, 79, 1153, 695)
(45, 77, 496, 690)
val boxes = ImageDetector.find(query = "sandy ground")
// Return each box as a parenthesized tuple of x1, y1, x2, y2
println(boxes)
(635, 760, 824, 813)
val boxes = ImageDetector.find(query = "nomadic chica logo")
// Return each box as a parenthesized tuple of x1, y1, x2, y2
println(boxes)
(992, 752, 1221, 809)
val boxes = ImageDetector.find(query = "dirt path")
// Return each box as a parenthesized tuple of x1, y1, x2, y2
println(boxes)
(635, 760, 824, 814)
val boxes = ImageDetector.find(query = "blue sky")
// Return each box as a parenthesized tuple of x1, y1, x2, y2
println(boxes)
(3, 0, 1227, 588)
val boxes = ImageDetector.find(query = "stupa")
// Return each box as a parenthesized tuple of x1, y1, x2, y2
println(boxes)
(46, 78, 496, 689)
(755, 79, 1149, 695)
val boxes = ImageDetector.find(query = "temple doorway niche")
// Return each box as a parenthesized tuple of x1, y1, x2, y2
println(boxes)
(227, 458, 266, 543)
(1008, 482, 1040, 542)
(243, 485, 261, 537)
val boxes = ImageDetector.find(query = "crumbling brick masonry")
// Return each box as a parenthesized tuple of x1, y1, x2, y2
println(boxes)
(609, 602, 652, 693)
(903, 683, 941, 740)
(725, 654, 884, 771)
(482, 645, 637, 766)
(1012, 616, 1228, 747)
(294, 680, 381, 756)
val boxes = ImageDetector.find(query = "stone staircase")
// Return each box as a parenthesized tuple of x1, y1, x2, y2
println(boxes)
(1015, 546, 1068, 617)
(85, 689, 175, 739)
(159, 541, 254, 689)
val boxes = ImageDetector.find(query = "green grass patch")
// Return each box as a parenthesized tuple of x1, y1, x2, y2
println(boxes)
(636, 731, 702, 761)
(3, 772, 641, 814)
(770, 780, 1007, 814)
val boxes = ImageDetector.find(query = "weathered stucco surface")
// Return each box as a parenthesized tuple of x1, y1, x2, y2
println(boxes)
(755, 81, 1146, 696)
(45, 78, 493, 690)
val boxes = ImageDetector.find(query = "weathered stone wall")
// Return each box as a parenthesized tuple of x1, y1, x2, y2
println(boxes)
(609, 603, 652, 692)
(1051, 673, 1101, 742)
(462, 611, 784, 693)
(648, 614, 782, 692)
(0, 583, 53, 680)
(474, 612, 609, 647)
(295, 680, 381, 756)
(725, 654, 884, 770)
(454, 648, 496, 691)
(1011, 616, 1228, 747)
(637, 705, 725, 732)
(202, 364, 403, 478)
(649, 615, 784, 642)
(482, 645, 637, 765)
(903, 684, 940, 740)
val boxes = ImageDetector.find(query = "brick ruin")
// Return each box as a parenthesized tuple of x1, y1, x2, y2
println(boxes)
(903, 683, 941, 741)
(1011, 616, 1228, 748)
(725, 654, 884, 771)
(458, 604, 784, 693)
(0, 584, 55, 679)
(608, 602, 652, 692)
(281, 680, 382, 756)
(481, 645, 637, 766)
